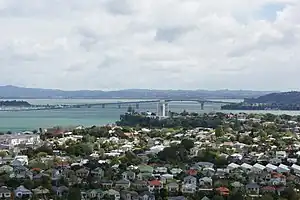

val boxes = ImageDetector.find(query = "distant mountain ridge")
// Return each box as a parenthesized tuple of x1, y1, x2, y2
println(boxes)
(245, 91, 300, 104)
(0, 85, 276, 99)
(222, 91, 300, 110)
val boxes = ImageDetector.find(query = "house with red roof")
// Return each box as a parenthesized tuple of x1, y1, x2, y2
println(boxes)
(215, 187, 230, 196)
(186, 169, 197, 176)
(148, 179, 163, 192)
(31, 168, 41, 172)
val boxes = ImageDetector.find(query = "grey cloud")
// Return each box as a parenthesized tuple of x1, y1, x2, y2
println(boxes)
(66, 61, 88, 72)
(77, 27, 100, 51)
(97, 56, 119, 69)
(155, 27, 193, 42)
(0, 0, 300, 90)
(104, 0, 133, 15)
(228, 29, 299, 57)
(0, 46, 39, 64)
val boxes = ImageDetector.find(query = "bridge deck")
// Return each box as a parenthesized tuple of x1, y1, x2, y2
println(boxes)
(75, 100, 160, 106)
(0, 99, 236, 111)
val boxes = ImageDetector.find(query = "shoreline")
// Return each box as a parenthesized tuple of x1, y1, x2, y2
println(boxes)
(2, 110, 300, 134)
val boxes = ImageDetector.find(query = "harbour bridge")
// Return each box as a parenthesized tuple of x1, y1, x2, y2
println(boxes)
(0, 99, 237, 113)
(73, 99, 236, 110)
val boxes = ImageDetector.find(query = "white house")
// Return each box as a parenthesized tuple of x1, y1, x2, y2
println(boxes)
(0, 134, 41, 149)
(141, 128, 151, 133)
(184, 176, 197, 185)
(0, 187, 12, 199)
(291, 164, 300, 174)
(277, 164, 290, 173)
(230, 153, 243, 160)
(199, 177, 213, 186)
(276, 151, 287, 160)
(146, 145, 166, 154)
(252, 163, 265, 173)
(12, 155, 28, 166)
(270, 158, 282, 165)
(287, 158, 297, 164)
(120, 144, 133, 152)
(181, 184, 197, 194)
(155, 167, 168, 174)
(104, 189, 120, 200)
(227, 163, 240, 171)
(170, 168, 183, 175)
(266, 164, 278, 172)
(161, 174, 173, 184)
(14, 186, 32, 199)
(240, 163, 252, 172)
(190, 147, 200, 157)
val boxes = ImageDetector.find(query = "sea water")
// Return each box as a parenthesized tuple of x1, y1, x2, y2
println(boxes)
(0, 99, 299, 132)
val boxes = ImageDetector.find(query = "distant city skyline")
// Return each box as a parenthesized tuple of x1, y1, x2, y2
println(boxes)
(0, 0, 299, 91)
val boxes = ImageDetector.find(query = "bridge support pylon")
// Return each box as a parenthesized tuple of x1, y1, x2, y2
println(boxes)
(157, 100, 169, 118)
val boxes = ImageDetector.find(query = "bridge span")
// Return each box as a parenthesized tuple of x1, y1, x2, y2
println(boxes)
(0, 99, 236, 112)
(73, 99, 235, 107)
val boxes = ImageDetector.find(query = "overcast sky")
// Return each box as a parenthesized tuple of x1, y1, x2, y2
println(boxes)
(0, 0, 299, 91)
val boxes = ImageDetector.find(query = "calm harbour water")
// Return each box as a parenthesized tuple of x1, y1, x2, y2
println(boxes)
(1, 99, 300, 132)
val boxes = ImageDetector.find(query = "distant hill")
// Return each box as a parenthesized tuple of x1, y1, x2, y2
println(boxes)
(245, 91, 300, 104)
(0, 100, 31, 107)
(0, 85, 275, 99)
(222, 91, 300, 110)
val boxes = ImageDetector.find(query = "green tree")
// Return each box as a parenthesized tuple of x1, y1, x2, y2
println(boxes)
(158, 146, 177, 161)
(282, 187, 299, 200)
(6, 178, 21, 188)
(229, 191, 244, 200)
(28, 160, 47, 170)
(215, 126, 225, 137)
(264, 113, 277, 122)
(24, 179, 34, 190)
(82, 135, 96, 143)
(160, 188, 168, 200)
(258, 130, 267, 138)
(212, 195, 225, 200)
(181, 139, 194, 151)
(37, 152, 48, 158)
(68, 187, 81, 200)
(0, 151, 7, 159)
(214, 156, 228, 168)
(260, 194, 274, 200)
(35, 145, 53, 156)
(180, 110, 189, 116)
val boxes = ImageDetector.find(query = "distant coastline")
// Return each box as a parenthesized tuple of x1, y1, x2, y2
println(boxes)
(0, 100, 31, 107)
(221, 104, 299, 111)
(222, 91, 300, 111)
(0, 85, 274, 99)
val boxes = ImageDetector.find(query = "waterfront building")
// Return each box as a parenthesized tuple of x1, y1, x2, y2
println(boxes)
(0, 134, 41, 150)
